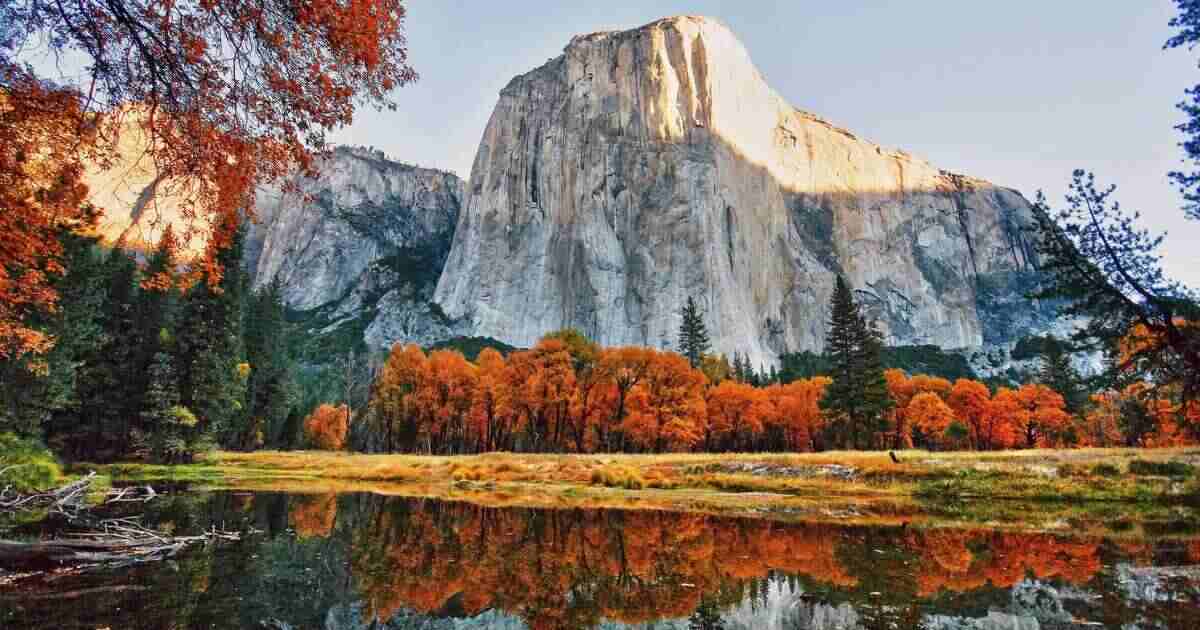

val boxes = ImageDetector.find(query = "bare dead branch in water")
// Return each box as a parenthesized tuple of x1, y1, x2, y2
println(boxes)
(1, 474, 256, 579)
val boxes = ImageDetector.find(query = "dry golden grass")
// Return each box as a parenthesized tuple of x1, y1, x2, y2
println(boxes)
(201, 446, 1200, 501)
(72, 447, 1192, 536)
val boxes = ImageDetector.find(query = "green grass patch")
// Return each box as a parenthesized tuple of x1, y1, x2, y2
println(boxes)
(1128, 459, 1194, 478)
(0, 433, 65, 493)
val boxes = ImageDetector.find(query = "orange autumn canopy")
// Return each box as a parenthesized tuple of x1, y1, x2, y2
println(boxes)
(0, 0, 417, 358)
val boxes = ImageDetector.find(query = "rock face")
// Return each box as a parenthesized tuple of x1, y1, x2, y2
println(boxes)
(435, 15, 1041, 366)
(247, 146, 466, 349)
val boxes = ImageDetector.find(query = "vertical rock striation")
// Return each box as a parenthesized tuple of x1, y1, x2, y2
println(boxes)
(248, 146, 466, 349)
(435, 15, 1042, 367)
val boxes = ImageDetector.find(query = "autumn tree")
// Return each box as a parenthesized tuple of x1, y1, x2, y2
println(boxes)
(705, 381, 769, 451)
(947, 379, 1001, 450)
(370, 344, 427, 452)
(764, 378, 829, 452)
(1, 0, 417, 358)
(417, 350, 477, 453)
(1001, 384, 1071, 448)
(0, 76, 107, 360)
(907, 392, 957, 450)
(304, 403, 349, 450)
(1079, 390, 1125, 447)
(469, 348, 513, 452)
(623, 351, 707, 452)
(595, 347, 655, 451)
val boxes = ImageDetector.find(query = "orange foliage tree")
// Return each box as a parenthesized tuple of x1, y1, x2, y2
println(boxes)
(1003, 384, 1071, 448)
(704, 381, 769, 451)
(304, 403, 349, 450)
(0, 78, 107, 359)
(884, 370, 952, 449)
(763, 377, 829, 452)
(1, 0, 417, 356)
(907, 392, 958, 450)
(362, 332, 1195, 455)
(622, 351, 707, 452)
(947, 379, 1005, 449)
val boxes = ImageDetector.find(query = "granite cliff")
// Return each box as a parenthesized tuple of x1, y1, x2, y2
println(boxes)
(434, 15, 1050, 367)
(90, 16, 1062, 366)
(246, 146, 466, 350)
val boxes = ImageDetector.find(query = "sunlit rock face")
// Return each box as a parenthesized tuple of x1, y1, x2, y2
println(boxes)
(436, 15, 1040, 367)
(82, 114, 210, 257)
(247, 146, 467, 349)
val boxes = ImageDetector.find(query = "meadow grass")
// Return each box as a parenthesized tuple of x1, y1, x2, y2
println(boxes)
(73, 447, 1200, 535)
(158, 446, 1199, 505)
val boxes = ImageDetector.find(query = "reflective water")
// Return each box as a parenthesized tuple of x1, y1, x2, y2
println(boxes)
(3, 489, 1199, 629)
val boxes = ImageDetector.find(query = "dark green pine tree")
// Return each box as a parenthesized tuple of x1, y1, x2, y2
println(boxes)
(1, 229, 109, 440)
(820, 277, 861, 449)
(139, 345, 199, 463)
(175, 225, 248, 450)
(243, 277, 296, 449)
(61, 247, 142, 460)
(1038, 336, 1085, 416)
(851, 314, 893, 449)
(820, 276, 893, 450)
(678, 296, 711, 368)
(131, 228, 182, 436)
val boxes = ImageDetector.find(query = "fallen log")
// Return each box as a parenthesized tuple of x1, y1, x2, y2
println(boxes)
(0, 522, 247, 570)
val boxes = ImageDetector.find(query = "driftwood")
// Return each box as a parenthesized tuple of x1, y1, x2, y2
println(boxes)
(0, 519, 245, 569)
(1, 473, 251, 577)
(0, 472, 100, 517)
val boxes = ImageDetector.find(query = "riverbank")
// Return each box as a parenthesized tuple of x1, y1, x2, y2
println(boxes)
(81, 448, 1200, 533)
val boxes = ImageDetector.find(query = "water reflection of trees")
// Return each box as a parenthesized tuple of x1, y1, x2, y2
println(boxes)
(7, 492, 1199, 630)
(327, 495, 1197, 629)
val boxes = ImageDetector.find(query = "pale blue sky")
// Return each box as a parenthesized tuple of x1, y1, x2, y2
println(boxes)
(331, 1, 1200, 287)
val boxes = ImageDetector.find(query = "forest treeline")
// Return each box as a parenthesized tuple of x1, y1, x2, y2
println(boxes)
(0, 226, 300, 462)
(346, 333, 1197, 456)
(342, 279, 1198, 455)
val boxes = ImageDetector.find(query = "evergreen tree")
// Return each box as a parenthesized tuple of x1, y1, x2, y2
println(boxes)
(131, 229, 182, 436)
(820, 276, 893, 449)
(778, 350, 831, 383)
(176, 225, 248, 450)
(1032, 172, 1200, 424)
(1038, 337, 1085, 415)
(59, 247, 142, 460)
(0, 229, 108, 439)
(139, 341, 199, 462)
(243, 277, 296, 448)
(852, 315, 893, 447)
(1166, 0, 1200, 220)
(678, 296, 711, 368)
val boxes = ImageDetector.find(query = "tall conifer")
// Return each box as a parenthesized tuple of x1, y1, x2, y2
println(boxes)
(678, 296, 711, 368)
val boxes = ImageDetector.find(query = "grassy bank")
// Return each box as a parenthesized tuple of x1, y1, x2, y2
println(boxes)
(80, 448, 1200, 528)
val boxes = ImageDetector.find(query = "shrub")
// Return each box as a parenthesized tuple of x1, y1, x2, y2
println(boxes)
(590, 466, 645, 490)
(1128, 459, 1194, 478)
(0, 433, 64, 493)
(304, 403, 350, 450)
(1091, 463, 1121, 477)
